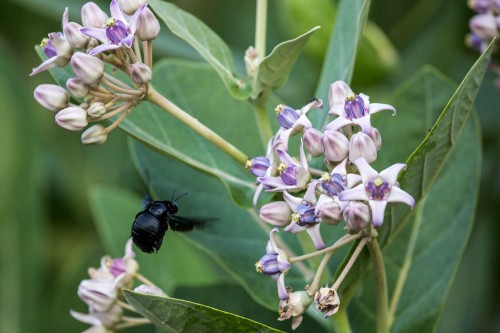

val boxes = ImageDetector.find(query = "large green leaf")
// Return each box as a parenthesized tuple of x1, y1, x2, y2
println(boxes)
(149, 0, 251, 100)
(312, 0, 371, 129)
(252, 26, 320, 99)
(346, 44, 493, 332)
(124, 290, 285, 333)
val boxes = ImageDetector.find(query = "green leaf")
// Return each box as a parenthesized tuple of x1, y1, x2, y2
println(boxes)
(347, 44, 493, 332)
(149, 0, 251, 100)
(311, 0, 371, 129)
(252, 26, 320, 99)
(124, 290, 285, 333)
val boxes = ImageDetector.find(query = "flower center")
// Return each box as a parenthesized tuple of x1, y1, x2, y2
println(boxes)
(365, 176, 391, 200)
(275, 104, 299, 129)
(105, 19, 129, 44)
(41, 37, 57, 58)
(278, 163, 298, 186)
(295, 202, 318, 226)
(322, 173, 346, 196)
(344, 94, 367, 120)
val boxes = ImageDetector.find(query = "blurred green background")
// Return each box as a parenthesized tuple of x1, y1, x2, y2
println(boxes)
(0, 0, 498, 332)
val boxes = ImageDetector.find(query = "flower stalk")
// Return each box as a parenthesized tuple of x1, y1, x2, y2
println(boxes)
(367, 238, 389, 333)
(255, 0, 267, 61)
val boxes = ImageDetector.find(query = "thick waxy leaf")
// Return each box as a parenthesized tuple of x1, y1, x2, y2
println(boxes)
(311, 0, 371, 129)
(347, 45, 492, 332)
(149, 0, 250, 99)
(252, 26, 320, 99)
(124, 290, 285, 333)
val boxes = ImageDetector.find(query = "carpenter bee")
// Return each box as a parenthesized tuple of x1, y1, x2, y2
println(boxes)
(131, 194, 200, 253)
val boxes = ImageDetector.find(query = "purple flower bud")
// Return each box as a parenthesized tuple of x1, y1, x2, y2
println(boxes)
(343, 201, 370, 234)
(71, 52, 105, 85)
(259, 201, 292, 226)
(81, 124, 107, 144)
(321, 173, 346, 196)
(315, 194, 342, 225)
(275, 104, 299, 129)
(131, 62, 152, 84)
(34, 84, 70, 112)
(64, 22, 90, 48)
(368, 127, 382, 151)
(81, 2, 109, 28)
(470, 13, 498, 41)
(468, 0, 492, 13)
(66, 78, 90, 98)
(246, 156, 271, 177)
(303, 128, 323, 157)
(31, 33, 73, 76)
(87, 102, 107, 118)
(118, 0, 146, 16)
(294, 202, 318, 226)
(322, 130, 349, 162)
(255, 252, 290, 276)
(349, 132, 378, 163)
(328, 80, 353, 107)
(314, 286, 340, 318)
(135, 6, 161, 41)
(56, 106, 88, 131)
(134, 284, 166, 297)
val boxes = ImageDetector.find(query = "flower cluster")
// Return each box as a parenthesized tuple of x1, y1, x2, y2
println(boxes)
(31, 0, 160, 144)
(251, 81, 415, 328)
(466, 0, 500, 90)
(71, 238, 165, 332)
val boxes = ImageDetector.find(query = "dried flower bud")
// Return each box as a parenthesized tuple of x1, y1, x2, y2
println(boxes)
(81, 124, 107, 144)
(55, 106, 88, 131)
(71, 52, 105, 85)
(131, 62, 152, 84)
(322, 130, 349, 162)
(349, 132, 377, 163)
(278, 290, 312, 330)
(64, 22, 90, 48)
(343, 201, 370, 234)
(34, 84, 70, 112)
(81, 2, 109, 28)
(314, 286, 340, 318)
(303, 128, 323, 157)
(329, 80, 353, 107)
(66, 78, 90, 98)
(118, 0, 146, 15)
(135, 6, 160, 40)
(259, 201, 292, 227)
(87, 102, 107, 118)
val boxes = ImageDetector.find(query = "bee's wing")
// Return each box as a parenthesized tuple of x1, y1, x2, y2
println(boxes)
(168, 216, 217, 232)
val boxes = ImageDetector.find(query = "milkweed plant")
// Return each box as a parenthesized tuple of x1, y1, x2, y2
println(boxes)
(30, 0, 495, 332)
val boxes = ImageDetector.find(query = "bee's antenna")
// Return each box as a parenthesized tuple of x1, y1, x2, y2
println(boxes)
(171, 190, 176, 202)
(174, 192, 189, 202)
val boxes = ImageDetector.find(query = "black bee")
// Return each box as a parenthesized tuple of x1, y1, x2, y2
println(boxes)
(131, 194, 199, 253)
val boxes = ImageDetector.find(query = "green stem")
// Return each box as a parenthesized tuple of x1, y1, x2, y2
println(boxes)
(332, 308, 352, 333)
(255, 0, 268, 59)
(146, 87, 248, 165)
(255, 103, 273, 146)
(367, 239, 389, 333)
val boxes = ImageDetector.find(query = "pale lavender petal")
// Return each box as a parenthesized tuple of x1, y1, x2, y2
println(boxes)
(277, 273, 288, 300)
(124, 238, 135, 258)
(369, 200, 387, 227)
(69, 310, 101, 325)
(129, 3, 148, 34)
(283, 190, 302, 210)
(121, 34, 135, 48)
(294, 114, 312, 130)
(277, 149, 296, 166)
(352, 157, 378, 183)
(328, 104, 344, 116)
(303, 180, 319, 204)
(89, 43, 120, 55)
(324, 117, 352, 132)
(277, 129, 292, 151)
(352, 114, 372, 134)
(331, 158, 347, 175)
(30, 57, 58, 76)
(306, 224, 325, 250)
(80, 27, 109, 43)
(369, 103, 396, 116)
(346, 174, 362, 188)
(359, 93, 371, 105)
(379, 163, 406, 185)
(63, 7, 69, 26)
(110, 0, 127, 23)
(299, 139, 308, 170)
(284, 222, 304, 233)
(269, 228, 280, 253)
(253, 183, 264, 208)
(258, 176, 286, 188)
(338, 184, 369, 202)
(267, 184, 300, 192)
(387, 187, 415, 208)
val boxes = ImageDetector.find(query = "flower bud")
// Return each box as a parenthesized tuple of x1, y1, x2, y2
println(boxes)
(131, 62, 152, 84)
(329, 80, 353, 107)
(34, 84, 70, 112)
(81, 2, 109, 28)
(87, 102, 107, 118)
(343, 201, 370, 234)
(244, 46, 259, 78)
(92, 303, 123, 328)
(77, 279, 117, 312)
(55, 106, 88, 131)
(322, 130, 349, 162)
(81, 124, 107, 144)
(118, 0, 146, 15)
(315, 194, 342, 225)
(259, 201, 292, 226)
(303, 128, 323, 157)
(246, 156, 271, 177)
(349, 132, 377, 163)
(66, 78, 90, 98)
(63, 22, 90, 48)
(278, 290, 312, 330)
(275, 104, 299, 129)
(469, 13, 498, 40)
(368, 127, 382, 151)
(71, 52, 105, 85)
(314, 286, 340, 318)
(135, 7, 161, 40)
(134, 284, 166, 297)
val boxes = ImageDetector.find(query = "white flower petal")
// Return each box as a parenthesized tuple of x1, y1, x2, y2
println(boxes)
(352, 158, 378, 183)
(387, 186, 415, 208)
(283, 190, 302, 210)
(369, 103, 396, 116)
(324, 117, 352, 132)
(338, 184, 369, 202)
(369, 200, 387, 227)
(306, 224, 325, 250)
(379, 163, 407, 185)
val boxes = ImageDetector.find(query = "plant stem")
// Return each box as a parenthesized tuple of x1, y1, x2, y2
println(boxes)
(289, 234, 360, 263)
(255, 0, 268, 59)
(332, 238, 367, 290)
(367, 238, 389, 333)
(255, 103, 273, 147)
(332, 308, 352, 333)
(307, 251, 334, 296)
(146, 87, 248, 165)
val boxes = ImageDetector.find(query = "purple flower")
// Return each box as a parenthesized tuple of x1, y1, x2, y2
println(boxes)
(246, 156, 271, 177)
(317, 159, 361, 198)
(80, 0, 146, 55)
(339, 158, 415, 227)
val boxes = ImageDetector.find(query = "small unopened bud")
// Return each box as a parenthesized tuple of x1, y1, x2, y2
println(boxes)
(136, 7, 161, 40)
(246, 156, 270, 177)
(71, 52, 105, 85)
(275, 104, 299, 129)
(322, 130, 349, 162)
(87, 102, 107, 118)
(244, 46, 259, 78)
(259, 201, 292, 227)
(81, 2, 109, 28)
(34, 84, 70, 112)
(134, 284, 166, 297)
(315, 194, 342, 225)
(329, 81, 353, 107)
(349, 132, 377, 163)
(469, 13, 498, 40)
(118, 0, 146, 15)
(314, 286, 340, 318)
(64, 22, 90, 48)
(66, 78, 90, 98)
(131, 62, 152, 84)
(303, 128, 323, 157)
(55, 106, 88, 131)
(81, 124, 107, 144)
(368, 127, 382, 151)
(343, 201, 370, 234)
